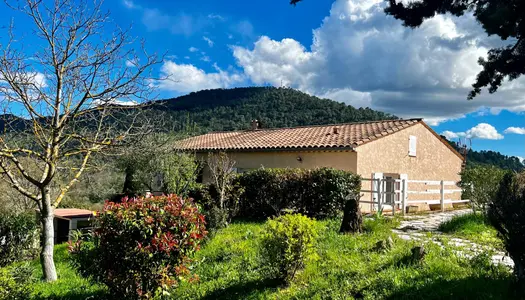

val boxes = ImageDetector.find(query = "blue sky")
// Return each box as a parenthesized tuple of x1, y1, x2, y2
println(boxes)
(0, 0, 523, 159)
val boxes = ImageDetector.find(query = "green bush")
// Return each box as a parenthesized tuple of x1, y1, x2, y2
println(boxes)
(259, 213, 318, 283)
(488, 172, 525, 285)
(305, 168, 361, 218)
(69, 195, 208, 299)
(235, 168, 361, 219)
(459, 165, 507, 213)
(235, 168, 298, 219)
(0, 264, 33, 300)
(0, 212, 38, 267)
(188, 182, 243, 232)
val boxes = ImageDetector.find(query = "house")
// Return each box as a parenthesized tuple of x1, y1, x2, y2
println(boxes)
(53, 209, 94, 243)
(176, 119, 464, 212)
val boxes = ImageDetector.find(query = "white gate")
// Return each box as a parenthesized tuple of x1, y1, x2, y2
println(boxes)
(360, 173, 469, 215)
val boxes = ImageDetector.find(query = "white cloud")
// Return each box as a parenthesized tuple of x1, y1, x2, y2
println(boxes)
(189, 47, 199, 52)
(233, 36, 318, 88)
(140, 8, 215, 37)
(517, 156, 524, 163)
(504, 127, 525, 135)
(122, 0, 137, 9)
(0, 71, 47, 89)
(442, 123, 504, 141)
(318, 88, 372, 108)
(93, 99, 138, 107)
(441, 130, 460, 140)
(231, 0, 525, 121)
(207, 14, 225, 21)
(153, 60, 245, 93)
(466, 123, 504, 140)
(125, 59, 137, 68)
(203, 36, 214, 47)
(31, 72, 47, 88)
(233, 20, 254, 37)
(199, 51, 211, 62)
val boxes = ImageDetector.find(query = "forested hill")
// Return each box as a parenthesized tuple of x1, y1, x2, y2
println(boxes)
(3, 86, 522, 171)
(150, 87, 397, 132)
(0, 86, 397, 135)
(442, 137, 524, 171)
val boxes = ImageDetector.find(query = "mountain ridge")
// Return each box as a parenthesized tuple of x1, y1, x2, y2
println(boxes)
(1, 86, 522, 171)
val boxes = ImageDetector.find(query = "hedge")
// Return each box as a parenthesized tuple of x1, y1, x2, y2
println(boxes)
(234, 168, 361, 219)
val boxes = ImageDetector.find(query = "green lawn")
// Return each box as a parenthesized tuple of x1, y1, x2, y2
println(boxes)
(438, 212, 503, 249)
(28, 244, 107, 300)
(24, 216, 513, 300)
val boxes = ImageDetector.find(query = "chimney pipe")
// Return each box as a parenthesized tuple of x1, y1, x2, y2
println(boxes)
(333, 127, 339, 134)
(251, 119, 259, 130)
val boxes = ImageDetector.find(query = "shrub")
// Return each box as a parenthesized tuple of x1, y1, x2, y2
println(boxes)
(236, 168, 361, 219)
(235, 168, 299, 219)
(259, 213, 318, 283)
(304, 168, 361, 218)
(69, 195, 207, 299)
(459, 165, 507, 213)
(188, 182, 243, 232)
(0, 212, 38, 267)
(0, 264, 33, 300)
(488, 172, 525, 286)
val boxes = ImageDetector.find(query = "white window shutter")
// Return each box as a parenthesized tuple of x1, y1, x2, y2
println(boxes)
(409, 135, 417, 157)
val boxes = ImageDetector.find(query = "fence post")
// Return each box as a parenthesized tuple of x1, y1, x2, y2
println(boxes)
(372, 173, 383, 213)
(391, 178, 395, 217)
(440, 180, 445, 212)
(401, 179, 406, 216)
(400, 174, 408, 216)
(377, 178, 382, 213)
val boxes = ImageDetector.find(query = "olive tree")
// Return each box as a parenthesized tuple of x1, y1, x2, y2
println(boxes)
(118, 133, 201, 197)
(0, 0, 160, 281)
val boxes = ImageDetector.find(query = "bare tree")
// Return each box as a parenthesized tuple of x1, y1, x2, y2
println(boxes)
(207, 152, 236, 211)
(0, 0, 161, 281)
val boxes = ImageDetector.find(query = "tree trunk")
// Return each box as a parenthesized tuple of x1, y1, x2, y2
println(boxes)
(40, 190, 57, 282)
(340, 195, 362, 234)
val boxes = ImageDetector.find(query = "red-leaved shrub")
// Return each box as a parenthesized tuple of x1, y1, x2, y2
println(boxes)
(69, 195, 207, 299)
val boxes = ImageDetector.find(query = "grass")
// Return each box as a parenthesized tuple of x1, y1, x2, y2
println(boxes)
(438, 212, 503, 249)
(28, 244, 108, 300)
(173, 216, 513, 299)
(20, 215, 513, 299)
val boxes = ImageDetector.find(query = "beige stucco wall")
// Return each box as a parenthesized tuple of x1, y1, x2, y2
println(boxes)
(197, 150, 357, 183)
(355, 123, 463, 211)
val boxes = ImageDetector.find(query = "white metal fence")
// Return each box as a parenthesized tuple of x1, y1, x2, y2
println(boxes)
(360, 174, 469, 216)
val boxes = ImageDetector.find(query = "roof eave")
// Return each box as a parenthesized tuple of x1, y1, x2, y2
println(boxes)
(176, 146, 356, 153)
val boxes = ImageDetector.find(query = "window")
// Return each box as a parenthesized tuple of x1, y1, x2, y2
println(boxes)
(409, 135, 417, 157)
(76, 220, 91, 229)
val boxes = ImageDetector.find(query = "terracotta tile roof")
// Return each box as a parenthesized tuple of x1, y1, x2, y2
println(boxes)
(175, 119, 423, 151)
(54, 208, 93, 219)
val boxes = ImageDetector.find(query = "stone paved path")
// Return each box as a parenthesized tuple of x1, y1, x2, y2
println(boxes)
(397, 209, 473, 231)
(391, 209, 514, 268)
